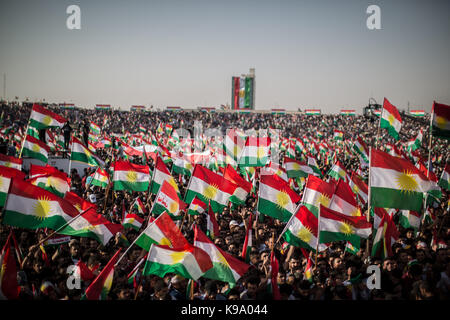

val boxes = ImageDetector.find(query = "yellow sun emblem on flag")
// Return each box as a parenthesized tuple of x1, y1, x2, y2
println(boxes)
(203, 184, 219, 200)
(395, 170, 419, 193)
(192, 204, 198, 211)
(350, 207, 361, 217)
(4, 162, 12, 168)
(169, 201, 179, 214)
(33, 196, 52, 220)
(352, 183, 360, 194)
(276, 191, 290, 209)
(185, 162, 193, 171)
(435, 115, 447, 129)
(42, 116, 52, 126)
(233, 146, 240, 157)
(159, 237, 171, 246)
(126, 171, 138, 183)
(74, 203, 82, 212)
(32, 143, 41, 153)
(291, 162, 301, 171)
(168, 178, 179, 192)
(339, 221, 354, 236)
(217, 252, 229, 267)
(170, 251, 186, 264)
(296, 226, 312, 243)
(128, 217, 135, 224)
(315, 194, 331, 208)
(256, 147, 266, 159)
(387, 114, 396, 126)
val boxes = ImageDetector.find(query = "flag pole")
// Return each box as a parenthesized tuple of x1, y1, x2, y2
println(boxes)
(114, 213, 163, 268)
(275, 203, 301, 246)
(375, 99, 383, 150)
(67, 135, 74, 174)
(366, 147, 373, 257)
(18, 120, 31, 158)
(315, 205, 321, 266)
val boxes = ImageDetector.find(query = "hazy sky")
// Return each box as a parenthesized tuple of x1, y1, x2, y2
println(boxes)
(0, 0, 449, 112)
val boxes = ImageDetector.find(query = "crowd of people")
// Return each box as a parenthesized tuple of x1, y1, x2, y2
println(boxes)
(0, 101, 448, 301)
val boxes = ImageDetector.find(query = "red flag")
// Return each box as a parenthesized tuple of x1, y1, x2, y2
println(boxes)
(0, 232, 20, 300)
(270, 250, 281, 300)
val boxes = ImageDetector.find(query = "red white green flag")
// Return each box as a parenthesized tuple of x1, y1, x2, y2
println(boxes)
(399, 210, 421, 230)
(333, 130, 344, 141)
(122, 213, 144, 231)
(2, 178, 79, 230)
(352, 137, 369, 163)
(134, 212, 189, 251)
(283, 205, 328, 253)
(152, 180, 187, 220)
(83, 248, 121, 300)
(284, 157, 314, 178)
(329, 179, 362, 217)
(241, 213, 253, 263)
(187, 196, 207, 216)
(0, 166, 25, 207)
(223, 164, 252, 205)
(150, 156, 180, 195)
(0, 153, 22, 170)
(318, 205, 372, 244)
(257, 173, 301, 222)
(29, 103, 67, 130)
(438, 164, 450, 191)
(91, 167, 109, 188)
(22, 135, 50, 163)
(70, 136, 103, 167)
(185, 165, 237, 213)
(113, 160, 150, 192)
(132, 197, 146, 215)
(143, 244, 213, 281)
(371, 212, 399, 259)
(380, 98, 402, 140)
(349, 172, 368, 205)
(431, 101, 450, 140)
(301, 175, 335, 217)
(27, 166, 71, 198)
(327, 160, 349, 182)
(238, 136, 271, 167)
(194, 226, 250, 284)
(370, 148, 433, 211)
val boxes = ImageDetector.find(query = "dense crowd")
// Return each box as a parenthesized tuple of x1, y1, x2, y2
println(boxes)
(0, 101, 448, 301)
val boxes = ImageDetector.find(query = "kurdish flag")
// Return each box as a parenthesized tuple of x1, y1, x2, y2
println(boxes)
(123, 213, 144, 231)
(29, 103, 67, 130)
(194, 226, 250, 284)
(284, 157, 314, 178)
(150, 156, 180, 195)
(27, 169, 71, 198)
(223, 128, 246, 164)
(113, 161, 150, 192)
(257, 173, 301, 222)
(301, 175, 335, 217)
(70, 136, 103, 167)
(83, 248, 121, 300)
(438, 164, 450, 190)
(431, 101, 450, 140)
(91, 167, 109, 188)
(305, 109, 321, 115)
(172, 154, 194, 176)
(340, 109, 356, 116)
(238, 137, 271, 167)
(152, 180, 187, 219)
(22, 135, 50, 163)
(329, 179, 361, 217)
(90, 121, 101, 135)
(0, 154, 22, 170)
(283, 205, 328, 253)
(333, 130, 344, 141)
(188, 196, 207, 216)
(318, 205, 372, 244)
(380, 98, 402, 140)
(3, 179, 79, 230)
(349, 172, 368, 205)
(370, 148, 433, 211)
(327, 160, 349, 182)
(406, 129, 423, 152)
(135, 212, 189, 251)
(143, 244, 213, 281)
(307, 156, 323, 177)
(371, 212, 399, 259)
(185, 165, 237, 214)
(223, 164, 252, 205)
(409, 110, 426, 117)
(0, 166, 25, 207)
(352, 137, 369, 163)
(399, 210, 421, 230)
(205, 202, 219, 240)
(132, 197, 146, 215)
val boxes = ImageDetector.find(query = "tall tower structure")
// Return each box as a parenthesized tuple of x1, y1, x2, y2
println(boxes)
(231, 68, 255, 110)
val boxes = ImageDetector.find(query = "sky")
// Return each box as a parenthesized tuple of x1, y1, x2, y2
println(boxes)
(0, 0, 449, 113)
